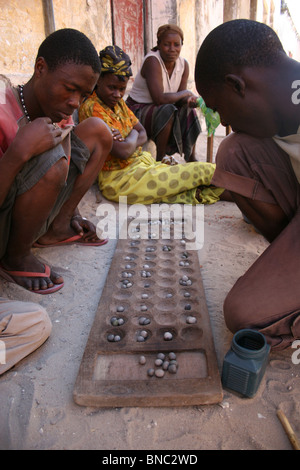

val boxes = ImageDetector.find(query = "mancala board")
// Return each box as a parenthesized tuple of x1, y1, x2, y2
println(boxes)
(73, 218, 223, 406)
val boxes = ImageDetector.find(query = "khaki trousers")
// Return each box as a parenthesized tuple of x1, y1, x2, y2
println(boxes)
(0, 298, 52, 374)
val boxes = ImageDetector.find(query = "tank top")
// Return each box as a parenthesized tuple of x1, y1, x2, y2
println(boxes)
(129, 50, 185, 104)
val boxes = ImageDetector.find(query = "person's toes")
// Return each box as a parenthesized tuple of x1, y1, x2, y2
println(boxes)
(51, 271, 64, 285)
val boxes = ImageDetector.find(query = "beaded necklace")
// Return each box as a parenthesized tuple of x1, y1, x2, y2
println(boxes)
(18, 85, 31, 122)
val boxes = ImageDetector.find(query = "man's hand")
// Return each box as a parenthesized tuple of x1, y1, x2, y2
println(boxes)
(14, 117, 63, 162)
(71, 214, 100, 242)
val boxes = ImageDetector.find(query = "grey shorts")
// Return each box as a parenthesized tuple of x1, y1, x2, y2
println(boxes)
(0, 131, 90, 258)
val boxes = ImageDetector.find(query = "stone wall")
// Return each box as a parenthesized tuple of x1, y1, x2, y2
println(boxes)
(0, 0, 45, 82)
(0, 0, 112, 84)
(53, 0, 111, 53)
(1, 0, 298, 86)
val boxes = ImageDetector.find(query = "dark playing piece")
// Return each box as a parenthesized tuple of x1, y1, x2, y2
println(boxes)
(73, 218, 223, 407)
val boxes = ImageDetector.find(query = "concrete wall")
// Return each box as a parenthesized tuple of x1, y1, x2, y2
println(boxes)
(53, 0, 112, 52)
(0, 0, 46, 81)
(0, 0, 112, 84)
(180, 0, 224, 87)
(1, 0, 299, 85)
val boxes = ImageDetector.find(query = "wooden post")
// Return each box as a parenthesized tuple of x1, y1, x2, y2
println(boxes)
(206, 135, 213, 163)
(42, 0, 56, 37)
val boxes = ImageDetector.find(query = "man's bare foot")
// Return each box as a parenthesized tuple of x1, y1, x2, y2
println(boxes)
(0, 253, 64, 292)
(35, 215, 105, 246)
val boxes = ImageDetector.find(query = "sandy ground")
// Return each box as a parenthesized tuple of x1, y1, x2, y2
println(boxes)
(0, 132, 299, 451)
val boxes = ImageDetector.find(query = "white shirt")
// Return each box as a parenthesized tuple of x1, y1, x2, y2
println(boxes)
(273, 126, 300, 183)
(129, 50, 185, 104)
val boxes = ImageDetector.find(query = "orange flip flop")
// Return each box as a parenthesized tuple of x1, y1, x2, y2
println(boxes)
(0, 263, 64, 294)
(33, 234, 109, 248)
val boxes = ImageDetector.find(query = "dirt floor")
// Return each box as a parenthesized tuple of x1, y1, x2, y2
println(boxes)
(0, 132, 299, 451)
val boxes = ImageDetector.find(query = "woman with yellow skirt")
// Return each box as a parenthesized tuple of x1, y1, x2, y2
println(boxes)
(79, 46, 225, 205)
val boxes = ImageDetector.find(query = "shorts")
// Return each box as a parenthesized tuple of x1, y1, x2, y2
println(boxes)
(211, 132, 300, 220)
(211, 132, 300, 349)
(0, 131, 90, 258)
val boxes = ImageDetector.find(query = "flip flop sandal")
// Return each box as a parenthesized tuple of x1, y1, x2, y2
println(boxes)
(0, 263, 64, 294)
(33, 234, 109, 248)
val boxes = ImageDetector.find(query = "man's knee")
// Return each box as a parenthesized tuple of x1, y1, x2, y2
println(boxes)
(34, 304, 52, 342)
(7, 300, 52, 341)
(223, 283, 252, 333)
(0, 301, 52, 374)
(75, 117, 113, 152)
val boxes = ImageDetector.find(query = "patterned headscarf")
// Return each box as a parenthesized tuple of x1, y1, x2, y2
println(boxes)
(99, 45, 132, 77)
(152, 24, 184, 51)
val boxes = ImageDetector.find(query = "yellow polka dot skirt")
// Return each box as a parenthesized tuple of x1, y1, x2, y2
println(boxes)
(98, 152, 224, 205)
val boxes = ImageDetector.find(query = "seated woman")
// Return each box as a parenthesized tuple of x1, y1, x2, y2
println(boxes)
(78, 45, 225, 206)
(126, 24, 201, 162)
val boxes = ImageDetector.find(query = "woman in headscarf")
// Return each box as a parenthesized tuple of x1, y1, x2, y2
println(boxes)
(126, 24, 201, 162)
(78, 45, 225, 205)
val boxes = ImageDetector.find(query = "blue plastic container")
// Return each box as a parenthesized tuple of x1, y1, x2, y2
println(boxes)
(221, 329, 270, 398)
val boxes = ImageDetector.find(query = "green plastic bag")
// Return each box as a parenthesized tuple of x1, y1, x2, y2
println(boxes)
(196, 97, 220, 137)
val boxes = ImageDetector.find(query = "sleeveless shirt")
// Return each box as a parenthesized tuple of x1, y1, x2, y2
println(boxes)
(129, 50, 185, 104)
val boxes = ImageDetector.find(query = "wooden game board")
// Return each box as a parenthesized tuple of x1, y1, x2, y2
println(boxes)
(73, 218, 223, 407)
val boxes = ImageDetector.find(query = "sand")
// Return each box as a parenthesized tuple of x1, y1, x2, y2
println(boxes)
(0, 133, 299, 451)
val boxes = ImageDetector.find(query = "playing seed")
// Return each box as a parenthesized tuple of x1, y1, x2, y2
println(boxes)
(147, 368, 155, 377)
(155, 369, 165, 378)
(157, 353, 165, 360)
(186, 316, 197, 324)
(139, 316, 150, 325)
(139, 355, 146, 365)
(168, 364, 177, 374)
(164, 331, 173, 341)
(168, 352, 176, 360)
